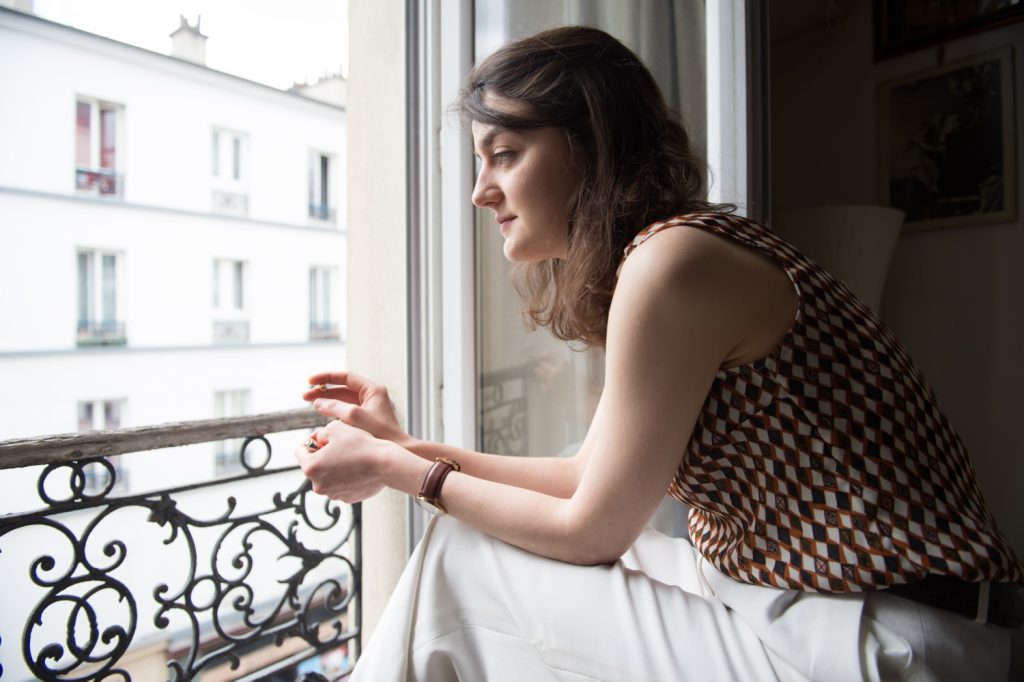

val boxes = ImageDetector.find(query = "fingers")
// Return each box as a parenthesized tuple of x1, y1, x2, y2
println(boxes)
(311, 398, 353, 420)
(302, 385, 360, 403)
(307, 370, 375, 391)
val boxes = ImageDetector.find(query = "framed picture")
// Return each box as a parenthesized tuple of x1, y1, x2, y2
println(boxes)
(878, 47, 1016, 231)
(874, 0, 1024, 60)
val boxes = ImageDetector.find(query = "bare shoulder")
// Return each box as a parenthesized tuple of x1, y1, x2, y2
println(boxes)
(614, 222, 796, 367)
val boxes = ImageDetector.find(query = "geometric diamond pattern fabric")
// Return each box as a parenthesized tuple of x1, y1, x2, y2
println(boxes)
(622, 213, 1023, 592)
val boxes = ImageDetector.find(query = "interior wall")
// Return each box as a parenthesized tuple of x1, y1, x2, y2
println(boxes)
(770, 2, 1023, 674)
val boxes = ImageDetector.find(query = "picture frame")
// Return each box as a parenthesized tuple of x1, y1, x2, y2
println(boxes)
(873, 0, 1024, 61)
(878, 46, 1016, 231)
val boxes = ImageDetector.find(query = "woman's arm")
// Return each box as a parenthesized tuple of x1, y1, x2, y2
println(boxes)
(304, 372, 584, 499)
(298, 228, 793, 564)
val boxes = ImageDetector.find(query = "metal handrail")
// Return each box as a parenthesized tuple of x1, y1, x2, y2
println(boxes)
(0, 409, 359, 681)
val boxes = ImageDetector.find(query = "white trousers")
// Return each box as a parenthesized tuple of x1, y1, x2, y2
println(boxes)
(352, 517, 1010, 681)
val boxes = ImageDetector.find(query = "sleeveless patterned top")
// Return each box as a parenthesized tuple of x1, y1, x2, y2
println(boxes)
(622, 212, 1023, 592)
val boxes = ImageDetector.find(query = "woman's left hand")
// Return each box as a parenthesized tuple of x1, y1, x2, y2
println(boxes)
(295, 418, 396, 503)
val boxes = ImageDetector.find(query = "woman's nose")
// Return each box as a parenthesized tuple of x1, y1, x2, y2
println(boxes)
(472, 168, 499, 208)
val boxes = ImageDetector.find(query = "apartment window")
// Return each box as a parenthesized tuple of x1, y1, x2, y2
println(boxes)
(309, 266, 339, 339)
(78, 399, 128, 494)
(211, 127, 249, 214)
(308, 151, 335, 222)
(77, 249, 126, 345)
(214, 389, 250, 474)
(75, 98, 124, 197)
(212, 258, 249, 343)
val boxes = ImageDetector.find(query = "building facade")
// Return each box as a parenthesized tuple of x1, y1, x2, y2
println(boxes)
(0, 9, 351, 676)
(0, 6, 347, 506)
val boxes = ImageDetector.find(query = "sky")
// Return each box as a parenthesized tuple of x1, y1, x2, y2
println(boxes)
(33, 0, 348, 89)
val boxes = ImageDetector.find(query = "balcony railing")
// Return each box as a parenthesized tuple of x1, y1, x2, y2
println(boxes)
(212, 191, 249, 216)
(213, 320, 250, 344)
(480, 363, 530, 457)
(309, 322, 341, 341)
(0, 409, 360, 681)
(307, 204, 336, 223)
(75, 168, 123, 197)
(77, 320, 127, 346)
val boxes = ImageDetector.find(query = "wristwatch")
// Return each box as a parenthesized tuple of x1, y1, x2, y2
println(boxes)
(414, 457, 461, 516)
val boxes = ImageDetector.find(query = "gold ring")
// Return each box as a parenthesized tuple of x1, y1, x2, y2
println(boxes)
(305, 438, 320, 451)
(314, 383, 327, 391)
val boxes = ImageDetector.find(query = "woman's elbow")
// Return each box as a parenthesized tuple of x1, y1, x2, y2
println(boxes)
(558, 513, 636, 566)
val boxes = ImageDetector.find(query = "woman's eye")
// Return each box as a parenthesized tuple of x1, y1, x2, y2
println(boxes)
(492, 150, 515, 165)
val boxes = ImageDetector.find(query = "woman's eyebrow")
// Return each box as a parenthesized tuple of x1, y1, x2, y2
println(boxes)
(474, 126, 512, 155)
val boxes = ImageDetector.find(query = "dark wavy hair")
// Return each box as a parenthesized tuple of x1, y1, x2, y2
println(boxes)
(457, 25, 731, 347)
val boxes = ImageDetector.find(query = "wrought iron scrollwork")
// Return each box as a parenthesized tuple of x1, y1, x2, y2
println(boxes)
(1, 435, 360, 681)
(481, 365, 530, 456)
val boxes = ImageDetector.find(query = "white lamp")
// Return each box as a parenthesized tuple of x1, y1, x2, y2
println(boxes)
(774, 205, 905, 314)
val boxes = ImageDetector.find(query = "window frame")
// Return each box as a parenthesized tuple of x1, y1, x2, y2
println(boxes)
(308, 150, 336, 223)
(76, 247, 126, 345)
(210, 126, 249, 214)
(75, 97, 124, 197)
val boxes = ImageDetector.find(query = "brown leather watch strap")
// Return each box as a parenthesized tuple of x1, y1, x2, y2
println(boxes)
(417, 457, 461, 515)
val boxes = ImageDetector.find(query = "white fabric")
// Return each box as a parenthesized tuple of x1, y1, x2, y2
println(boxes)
(352, 517, 1010, 682)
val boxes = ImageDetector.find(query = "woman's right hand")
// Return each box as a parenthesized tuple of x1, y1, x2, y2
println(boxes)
(303, 371, 412, 448)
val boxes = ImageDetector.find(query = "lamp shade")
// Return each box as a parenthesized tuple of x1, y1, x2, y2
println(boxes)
(774, 205, 905, 314)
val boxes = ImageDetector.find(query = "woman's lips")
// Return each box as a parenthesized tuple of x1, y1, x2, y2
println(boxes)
(497, 215, 515, 234)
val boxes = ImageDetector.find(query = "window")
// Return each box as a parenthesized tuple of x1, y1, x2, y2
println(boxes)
(309, 266, 339, 339)
(78, 399, 128, 494)
(211, 127, 249, 214)
(75, 98, 124, 197)
(213, 389, 250, 474)
(212, 258, 248, 343)
(77, 249, 125, 345)
(308, 151, 335, 222)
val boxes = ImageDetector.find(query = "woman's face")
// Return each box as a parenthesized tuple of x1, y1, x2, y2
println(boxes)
(471, 98, 582, 262)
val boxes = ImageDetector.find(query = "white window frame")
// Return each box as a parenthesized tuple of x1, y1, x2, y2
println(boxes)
(77, 248, 125, 343)
(75, 97, 124, 196)
(706, 0, 749, 214)
(212, 258, 246, 312)
(211, 127, 247, 183)
(308, 150, 336, 222)
(211, 127, 249, 214)
(309, 265, 340, 339)
(212, 258, 248, 343)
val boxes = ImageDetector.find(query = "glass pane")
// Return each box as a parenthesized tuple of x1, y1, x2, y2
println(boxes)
(212, 259, 220, 307)
(78, 401, 94, 431)
(77, 251, 92, 324)
(232, 136, 241, 180)
(211, 129, 220, 176)
(473, 1, 705, 534)
(475, 0, 706, 454)
(75, 101, 91, 167)
(320, 154, 329, 206)
(308, 153, 316, 210)
(103, 400, 121, 429)
(323, 268, 332, 321)
(233, 261, 244, 309)
(101, 253, 116, 322)
(309, 268, 317, 322)
(100, 107, 116, 169)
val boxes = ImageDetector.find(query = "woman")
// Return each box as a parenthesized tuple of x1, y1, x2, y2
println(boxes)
(296, 26, 1021, 681)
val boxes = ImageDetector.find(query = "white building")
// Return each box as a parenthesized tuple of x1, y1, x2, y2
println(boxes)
(0, 6, 352, 678)
(0, 6, 347, 498)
